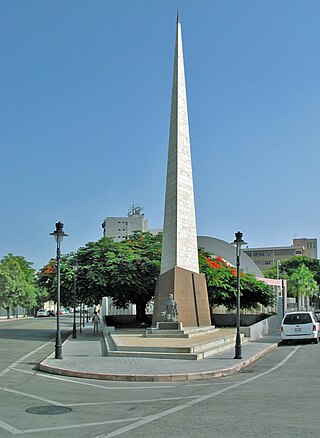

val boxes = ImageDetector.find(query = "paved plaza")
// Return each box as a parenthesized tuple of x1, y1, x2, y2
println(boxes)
(39, 323, 281, 382)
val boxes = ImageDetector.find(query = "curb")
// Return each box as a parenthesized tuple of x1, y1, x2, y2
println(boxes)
(38, 342, 279, 382)
(0, 316, 33, 322)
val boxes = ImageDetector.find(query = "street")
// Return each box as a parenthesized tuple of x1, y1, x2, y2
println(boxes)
(0, 317, 319, 437)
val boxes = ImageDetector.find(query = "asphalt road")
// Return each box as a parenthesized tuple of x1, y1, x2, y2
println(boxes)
(0, 317, 319, 437)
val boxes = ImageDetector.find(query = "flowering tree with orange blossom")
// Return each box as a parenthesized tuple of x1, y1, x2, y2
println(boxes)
(36, 255, 78, 309)
(199, 250, 275, 311)
(74, 232, 161, 322)
(36, 233, 161, 321)
(36, 236, 274, 320)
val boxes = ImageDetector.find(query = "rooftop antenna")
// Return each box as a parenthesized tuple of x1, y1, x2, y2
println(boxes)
(128, 204, 143, 217)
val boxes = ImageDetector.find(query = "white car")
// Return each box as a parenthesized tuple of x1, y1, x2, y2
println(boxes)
(281, 311, 320, 344)
(36, 309, 48, 317)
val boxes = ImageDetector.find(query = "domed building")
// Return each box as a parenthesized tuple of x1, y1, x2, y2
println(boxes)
(197, 236, 263, 277)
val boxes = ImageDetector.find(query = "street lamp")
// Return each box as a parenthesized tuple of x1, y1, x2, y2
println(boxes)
(232, 231, 247, 360)
(280, 266, 286, 319)
(79, 301, 82, 333)
(72, 258, 78, 339)
(50, 222, 68, 359)
(296, 279, 300, 311)
(276, 260, 281, 281)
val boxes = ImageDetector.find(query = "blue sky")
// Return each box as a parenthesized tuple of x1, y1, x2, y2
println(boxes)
(1, 0, 320, 269)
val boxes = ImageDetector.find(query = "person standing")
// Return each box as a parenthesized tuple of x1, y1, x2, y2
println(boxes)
(92, 311, 100, 334)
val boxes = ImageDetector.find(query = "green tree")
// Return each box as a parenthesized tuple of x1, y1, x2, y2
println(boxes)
(288, 264, 317, 309)
(36, 259, 56, 308)
(264, 256, 320, 284)
(0, 254, 36, 318)
(199, 251, 276, 311)
(37, 234, 161, 322)
(122, 232, 161, 321)
(37, 234, 275, 322)
(75, 238, 132, 308)
(0, 264, 14, 317)
(34, 284, 50, 310)
(76, 233, 162, 322)
(264, 256, 320, 306)
(36, 255, 76, 309)
(283, 256, 320, 284)
(14, 255, 37, 314)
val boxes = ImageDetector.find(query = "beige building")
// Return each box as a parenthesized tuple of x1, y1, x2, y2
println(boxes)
(243, 237, 318, 273)
(292, 238, 317, 259)
(102, 205, 148, 242)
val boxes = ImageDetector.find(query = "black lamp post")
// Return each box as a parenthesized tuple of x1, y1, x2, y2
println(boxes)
(72, 259, 78, 339)
(232, 231, 247, 360)
(79, 301, 82, 333)
(82, 303, 85, 328)
(50, 222, 68, 359)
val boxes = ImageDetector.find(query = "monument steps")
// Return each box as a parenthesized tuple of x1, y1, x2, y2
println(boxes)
(103, 329, 248, 361)
(145, 326, 220, 338)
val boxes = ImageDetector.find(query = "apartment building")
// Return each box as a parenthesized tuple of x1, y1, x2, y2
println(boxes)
(243, 237, 318, 273)
(102, 205, 148, 242)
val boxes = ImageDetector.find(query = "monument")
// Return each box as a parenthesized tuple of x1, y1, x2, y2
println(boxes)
(152, 14, 211, 328)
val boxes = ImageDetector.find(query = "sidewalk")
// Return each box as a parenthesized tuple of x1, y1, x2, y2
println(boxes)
(39, 323, 281, 382)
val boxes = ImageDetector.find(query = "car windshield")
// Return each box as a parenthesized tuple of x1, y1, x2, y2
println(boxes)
(283, 313, 312, 325)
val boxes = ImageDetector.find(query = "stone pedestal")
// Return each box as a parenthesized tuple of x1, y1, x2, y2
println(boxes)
(152, 266, 211, 328)
(156, 321, 183, 330)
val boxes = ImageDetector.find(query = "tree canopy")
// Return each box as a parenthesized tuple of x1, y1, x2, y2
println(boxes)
(36, 233, 276, 321)
(199, 250, 276, 311)
(288, 264, 318, 299)
(0, 254, 36, 317)
(264, 256, 319, 300)
(36, 232, 162, 322)
(36, 256, 75, 308)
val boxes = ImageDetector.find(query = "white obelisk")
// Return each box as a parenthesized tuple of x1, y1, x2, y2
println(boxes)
(160, 12, 199, 275)
(153, 14, 211, 328)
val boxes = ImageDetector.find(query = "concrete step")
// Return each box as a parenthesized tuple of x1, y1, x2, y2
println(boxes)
(103, 330, 248, 361)
(107, 350, 201, 360)
(145, 326, 219, 338)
